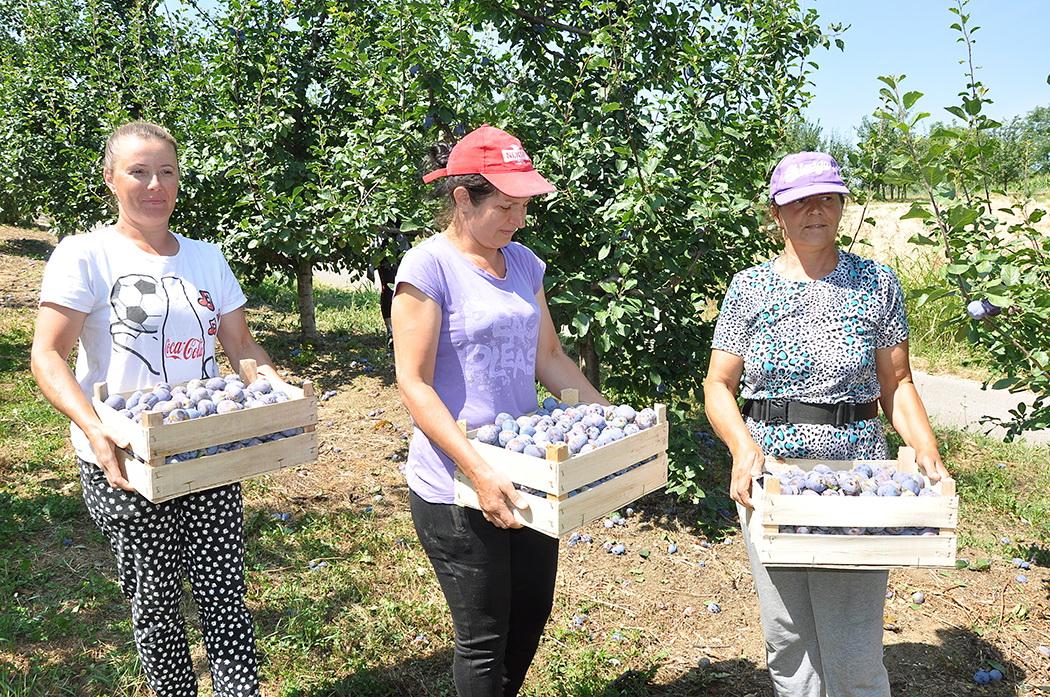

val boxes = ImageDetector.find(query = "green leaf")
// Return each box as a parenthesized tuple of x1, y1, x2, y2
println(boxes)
(902, 91, 923, 109)
(597, 245, 611, 261)
(900, 203, 931, 221)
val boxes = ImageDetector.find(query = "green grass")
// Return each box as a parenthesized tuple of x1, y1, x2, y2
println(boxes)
(891, 254, 994, 379)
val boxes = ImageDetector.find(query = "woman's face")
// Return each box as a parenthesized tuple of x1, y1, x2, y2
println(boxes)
(104, 135, 179, 231)
(772, 193, 844, 249)
(455, 188, 532, 249)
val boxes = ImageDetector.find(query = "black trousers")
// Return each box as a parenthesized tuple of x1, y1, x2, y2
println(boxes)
(79, 459, 261, 697)
(410, 491, 559, 697)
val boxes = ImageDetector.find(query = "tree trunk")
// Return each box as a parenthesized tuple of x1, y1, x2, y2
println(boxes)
(296, 259, 318, 343)
(578, 337, 600, 388)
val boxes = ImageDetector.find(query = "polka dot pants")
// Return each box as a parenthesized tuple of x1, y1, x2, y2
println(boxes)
(79, 459, 261, 697)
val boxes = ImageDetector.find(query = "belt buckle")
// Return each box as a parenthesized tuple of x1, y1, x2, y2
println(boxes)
(767, 397, 787, 425)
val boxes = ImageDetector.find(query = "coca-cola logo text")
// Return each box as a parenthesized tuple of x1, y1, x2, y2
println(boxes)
(165, 337, 205, 360)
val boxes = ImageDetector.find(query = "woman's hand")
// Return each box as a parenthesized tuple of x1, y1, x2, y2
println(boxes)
(84, 422, 135, 491)
(730, 441, 766, 509)
(916, 446, 950, 483)
(474, 467, 529, 529)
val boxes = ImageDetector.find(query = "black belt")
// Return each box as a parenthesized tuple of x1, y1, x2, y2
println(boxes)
(743, 398, 878, 427)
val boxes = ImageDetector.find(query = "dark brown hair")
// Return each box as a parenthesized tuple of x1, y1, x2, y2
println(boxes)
(426, 142, 496, 229)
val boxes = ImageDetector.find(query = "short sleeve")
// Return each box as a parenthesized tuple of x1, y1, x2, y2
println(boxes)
(39, 236, 97, 313)
(215, 247, 247, 315)
(512, 242, 546, 295)
(395, 245, 446, 307)
(711, 273, 747, 357)
(876, 268, 909, 348)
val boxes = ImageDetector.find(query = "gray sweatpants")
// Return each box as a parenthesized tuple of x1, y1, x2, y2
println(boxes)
(740, 506, 891, 697)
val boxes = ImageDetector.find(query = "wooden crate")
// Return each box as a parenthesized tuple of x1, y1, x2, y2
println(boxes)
(454, 390, 669, 538)
(744, 447, 958, 569)
(92, 359, 318, 503)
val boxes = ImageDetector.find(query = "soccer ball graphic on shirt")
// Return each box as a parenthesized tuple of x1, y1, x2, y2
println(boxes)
(109, 274, 212, 379)
(111, 275, 167, 334)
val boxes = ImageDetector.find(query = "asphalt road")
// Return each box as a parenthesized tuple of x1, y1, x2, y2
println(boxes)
(913, 370, 1049, 447)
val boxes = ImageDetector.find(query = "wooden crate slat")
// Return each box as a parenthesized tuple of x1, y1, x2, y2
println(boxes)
(454, 453, 668, 538)
(453, 476, 561, 537)
(760, 492, 958, 528)
(555, 453, 668, 536)
(465, 442, 560, 493)
(753, 531, 957, 568)
(555, 422, 669, 495)
(120, 431, 317, 503)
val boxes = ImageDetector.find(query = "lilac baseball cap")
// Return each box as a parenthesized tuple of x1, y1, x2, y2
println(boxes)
(769, 152, 849, 205)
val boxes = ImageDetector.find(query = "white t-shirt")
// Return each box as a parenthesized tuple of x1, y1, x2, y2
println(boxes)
(39, 225, 247, 463)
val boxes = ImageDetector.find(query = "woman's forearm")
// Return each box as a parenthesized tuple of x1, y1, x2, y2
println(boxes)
(887, 381, 939, 452)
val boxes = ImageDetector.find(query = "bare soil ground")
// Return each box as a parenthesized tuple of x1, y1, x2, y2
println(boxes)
(2, 223, 1048, 696)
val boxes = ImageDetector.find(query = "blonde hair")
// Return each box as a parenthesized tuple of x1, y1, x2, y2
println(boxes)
(103, 121, 178, 173)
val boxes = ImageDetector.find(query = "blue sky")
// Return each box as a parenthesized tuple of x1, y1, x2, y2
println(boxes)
(799, 0, 1050, 142)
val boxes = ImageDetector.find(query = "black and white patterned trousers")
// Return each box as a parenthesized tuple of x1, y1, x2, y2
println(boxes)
(79, 459, 261, 697)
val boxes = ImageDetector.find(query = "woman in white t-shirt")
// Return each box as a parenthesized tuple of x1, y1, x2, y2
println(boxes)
(31, 121, 278, 696)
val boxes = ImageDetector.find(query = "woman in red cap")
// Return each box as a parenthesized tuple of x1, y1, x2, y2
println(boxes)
(391, 125, 607, 696)
(704, 151, 948, 697)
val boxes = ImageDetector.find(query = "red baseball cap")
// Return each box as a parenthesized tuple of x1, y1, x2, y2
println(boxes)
(422, 124, 556, 198)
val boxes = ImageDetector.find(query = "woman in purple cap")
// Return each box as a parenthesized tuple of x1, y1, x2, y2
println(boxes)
(390, 124, 607, 696)
(703, 151, 949, 697)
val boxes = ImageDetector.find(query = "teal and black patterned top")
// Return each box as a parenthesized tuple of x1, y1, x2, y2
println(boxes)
(711, 250, 909, 460)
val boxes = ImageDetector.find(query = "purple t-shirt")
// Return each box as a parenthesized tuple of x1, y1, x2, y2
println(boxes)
(395, 234, 546, 503)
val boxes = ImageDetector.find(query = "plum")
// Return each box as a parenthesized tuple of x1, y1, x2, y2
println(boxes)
(541, 396, 559, 411)
(804, 471, 827, 493)
(623, 423, 641, 436)
(506, 437, 526, 453)
(196, 399, 216, 416)
(500, 419, 519, 434)
(206, 377, 227, 391)
(126, 390, 143, 409)
(104, 394, 126, 410)
(911, 591, 925, 604)
(877, 482, 901, 497)
(495, 411, 513, 425)
(166, 408, 190, 423)
(224, 385, 246, 403)
(498, 430, 517, 447)
(567, 434, 588, 454)
(967, 300, 988, 320)
(248, 378, 272, 394)
(151, 387, 172, 403)
(973, 670, 991, 685)
(216, 399, 242, 415)
(988, 669, 1003, 682)
(614, 404, 636, 422)
(476, 424, 500, 445)
(546, 427, 566, 443)
(605, 427, 625, 442)
(523, 444, 544, 458)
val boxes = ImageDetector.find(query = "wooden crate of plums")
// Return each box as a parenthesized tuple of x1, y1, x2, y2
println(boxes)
(92, 359, 317, 503)
(744, 447, 958, 569)
(454, 389, 669, 538)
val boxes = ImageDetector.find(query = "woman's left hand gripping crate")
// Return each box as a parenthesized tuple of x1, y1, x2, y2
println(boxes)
(454, 390, 669, 538)
(92, 359, 318, 502)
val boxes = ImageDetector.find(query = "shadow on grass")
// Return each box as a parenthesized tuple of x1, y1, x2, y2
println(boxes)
(286, 649, 456, 697)
(0, 235, 54, 261)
